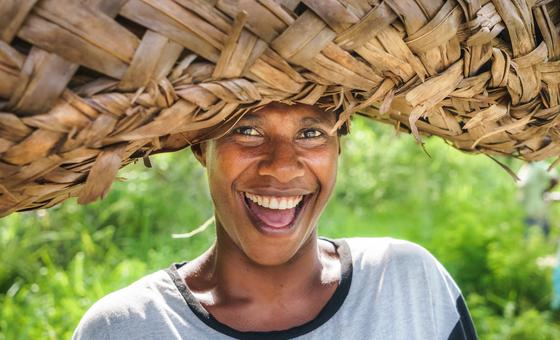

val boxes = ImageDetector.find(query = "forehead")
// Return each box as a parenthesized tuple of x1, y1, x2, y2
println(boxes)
(239, 102, 336, 124)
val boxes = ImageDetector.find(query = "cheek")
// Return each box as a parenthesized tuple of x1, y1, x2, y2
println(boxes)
(207, 144, 244, 182)
(205, 144, 256, 204)
(205, 147, 235, 206)
(306, 148, 339, 191)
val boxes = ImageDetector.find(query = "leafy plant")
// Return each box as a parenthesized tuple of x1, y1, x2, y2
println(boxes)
(1, 118, 559, 338)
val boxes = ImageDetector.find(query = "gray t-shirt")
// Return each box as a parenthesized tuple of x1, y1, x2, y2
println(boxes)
(73, 238, 477, 339)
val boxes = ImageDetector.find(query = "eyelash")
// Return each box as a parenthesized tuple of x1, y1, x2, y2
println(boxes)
(298, 129, 324, 139)
(233, 127, 325, 139)
(234, 126, 261, 137)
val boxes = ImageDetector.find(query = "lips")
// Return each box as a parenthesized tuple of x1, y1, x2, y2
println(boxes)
(245, 193, 303, 210)
(241, 192, 309, 233)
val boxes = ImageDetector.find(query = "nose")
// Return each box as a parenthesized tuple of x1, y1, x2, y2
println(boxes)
(258, 139, 304, 183)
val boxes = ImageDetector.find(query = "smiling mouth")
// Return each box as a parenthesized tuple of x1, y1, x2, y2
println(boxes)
(241, 192, 309, 233)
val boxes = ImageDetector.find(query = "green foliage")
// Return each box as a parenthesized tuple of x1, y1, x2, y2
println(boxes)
(1, 119, 559, 338)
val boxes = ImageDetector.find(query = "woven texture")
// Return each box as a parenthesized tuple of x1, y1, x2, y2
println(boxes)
(0, 0, 559, 216)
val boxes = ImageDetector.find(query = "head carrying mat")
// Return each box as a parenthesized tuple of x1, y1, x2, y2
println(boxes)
(0, 0, 559, 216)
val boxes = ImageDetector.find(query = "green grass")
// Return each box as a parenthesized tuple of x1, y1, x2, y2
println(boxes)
(1, 117, 559, 339)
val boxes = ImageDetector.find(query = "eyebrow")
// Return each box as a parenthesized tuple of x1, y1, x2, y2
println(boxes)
(300, 116, 332, 126)
(238, 113, 263, 123)
(237, 113, 333, 125)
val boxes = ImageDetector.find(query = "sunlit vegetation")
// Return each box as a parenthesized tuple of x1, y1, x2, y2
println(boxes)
(1, 117, 559, 339)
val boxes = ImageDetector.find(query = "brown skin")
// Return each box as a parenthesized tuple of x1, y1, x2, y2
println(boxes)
(184, 102, 342, 331)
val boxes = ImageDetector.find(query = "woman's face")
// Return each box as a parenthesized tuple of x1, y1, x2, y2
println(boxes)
(193, 102, 340, 265)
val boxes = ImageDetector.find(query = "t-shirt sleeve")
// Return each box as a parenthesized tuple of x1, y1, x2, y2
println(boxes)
(382, 240, 478, 340)
(71, 285, 145, 340)
(411, 243, 478, 340)
(447, 294, 478, 340)
(72, 299, 112, 340)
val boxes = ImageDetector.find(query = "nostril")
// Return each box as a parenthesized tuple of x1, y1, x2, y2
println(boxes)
(258, 162, 305, 182)
(257, 154, 304, 182)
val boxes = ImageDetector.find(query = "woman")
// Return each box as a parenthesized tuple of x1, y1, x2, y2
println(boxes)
(1, 1, 555, 338)
(73, 102, 477, 339)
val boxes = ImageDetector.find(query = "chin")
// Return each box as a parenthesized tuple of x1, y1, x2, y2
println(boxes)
(249, 252, 293, 267)
(239, 229, 316, 267)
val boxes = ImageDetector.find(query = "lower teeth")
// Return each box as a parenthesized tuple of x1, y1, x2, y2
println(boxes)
(244, 195, 305, 227)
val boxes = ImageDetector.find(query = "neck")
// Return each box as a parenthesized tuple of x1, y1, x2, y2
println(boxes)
(190, 225, 337, 306)
(217, 227, 326, 303)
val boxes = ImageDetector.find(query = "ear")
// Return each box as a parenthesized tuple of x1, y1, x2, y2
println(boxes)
(337, 137, 342, 156)
(191, 142, 207, 167)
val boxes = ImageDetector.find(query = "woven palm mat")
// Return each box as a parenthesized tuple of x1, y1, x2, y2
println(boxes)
(0, 0, 559, 216)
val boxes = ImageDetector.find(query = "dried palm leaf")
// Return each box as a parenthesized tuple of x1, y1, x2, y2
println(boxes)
(0, 0, 559, 216)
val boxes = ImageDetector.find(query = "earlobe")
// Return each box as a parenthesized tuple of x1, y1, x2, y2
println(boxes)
(337, 140, 342, 155)
(191, 143, 207, 167)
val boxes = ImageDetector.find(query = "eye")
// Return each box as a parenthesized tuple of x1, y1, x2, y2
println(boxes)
(298, 129, 324, 139)
(234, 126, 261, 137)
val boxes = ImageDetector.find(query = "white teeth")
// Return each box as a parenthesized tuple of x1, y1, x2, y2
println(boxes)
(270, 197, 279, 209)
(245, 193, 303, 210)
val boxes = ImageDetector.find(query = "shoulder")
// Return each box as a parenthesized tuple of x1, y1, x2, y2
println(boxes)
(342, 237, 460, 293)
(72, 269, 173, 340)
(343, 237, 442, 267)
(340, 238, 477, 338)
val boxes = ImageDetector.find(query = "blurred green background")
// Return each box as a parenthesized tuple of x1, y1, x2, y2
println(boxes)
(1, 117, 560, 339)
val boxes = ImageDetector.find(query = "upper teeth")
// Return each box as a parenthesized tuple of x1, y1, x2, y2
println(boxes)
(245, 193, 303, 210)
